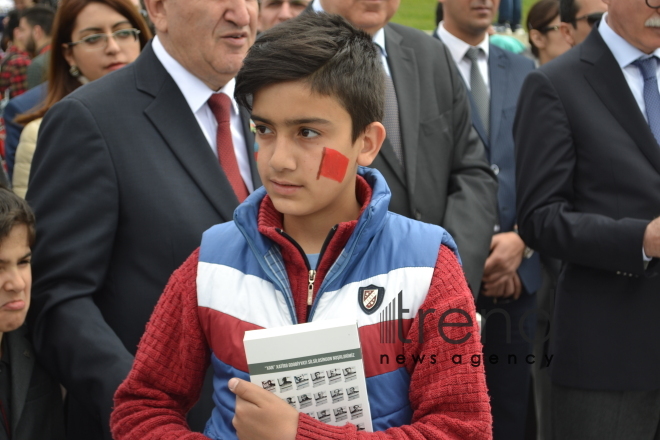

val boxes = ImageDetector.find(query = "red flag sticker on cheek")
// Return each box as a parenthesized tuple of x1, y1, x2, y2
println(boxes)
(317, 147, 349, 182)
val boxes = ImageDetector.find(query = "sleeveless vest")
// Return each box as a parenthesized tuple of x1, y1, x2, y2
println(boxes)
(196, 167, 460, 439)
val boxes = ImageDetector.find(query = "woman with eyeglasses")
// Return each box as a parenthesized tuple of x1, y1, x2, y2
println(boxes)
(11, 0, 152, 198)
(527, 0, 572, 66)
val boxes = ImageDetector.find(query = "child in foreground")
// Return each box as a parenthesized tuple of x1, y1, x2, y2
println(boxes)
(0, 187, 64, 439)
(111, 13, 492, 440)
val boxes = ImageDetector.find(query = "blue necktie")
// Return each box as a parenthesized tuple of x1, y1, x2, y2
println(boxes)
(632, 56, 660, 146)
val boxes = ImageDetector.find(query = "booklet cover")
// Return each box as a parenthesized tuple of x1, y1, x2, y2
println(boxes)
(243, 318, 373, 432)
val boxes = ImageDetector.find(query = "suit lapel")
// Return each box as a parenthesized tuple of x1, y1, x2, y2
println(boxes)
(8, 328, 34, 433)
(385, 25, 420, 194)
(240, 107, 262, 189)
(136, 44, 240, 222)
(582, 30, 660, 175)
(144, 85, 238, 222)
(489, 45, 507, 149)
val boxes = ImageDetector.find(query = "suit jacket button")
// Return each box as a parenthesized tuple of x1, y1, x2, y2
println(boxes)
(415, 210, 422, 220)
(491, 164, 500, 175)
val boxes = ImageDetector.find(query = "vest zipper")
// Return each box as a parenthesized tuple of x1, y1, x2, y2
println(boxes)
(277, 226, 338, 320)
(307, 270, 316, 306)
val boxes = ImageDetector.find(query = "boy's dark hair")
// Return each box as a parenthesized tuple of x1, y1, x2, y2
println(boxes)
(22, 5, 56, 36)
(235, 13, 384, 143)
(0, 187, 36, 246)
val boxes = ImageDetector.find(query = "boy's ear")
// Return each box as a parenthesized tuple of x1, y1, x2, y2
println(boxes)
(356, 121, 386, 167)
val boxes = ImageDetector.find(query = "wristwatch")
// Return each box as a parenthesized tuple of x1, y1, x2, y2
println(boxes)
(513, 225, 535, 259)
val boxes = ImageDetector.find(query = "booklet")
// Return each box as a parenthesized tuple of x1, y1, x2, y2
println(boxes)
(243, 318, 373, 432)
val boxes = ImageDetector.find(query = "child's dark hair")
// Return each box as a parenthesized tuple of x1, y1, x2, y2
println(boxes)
(235, 13, 384, 143)
(0, 187, 36, 246)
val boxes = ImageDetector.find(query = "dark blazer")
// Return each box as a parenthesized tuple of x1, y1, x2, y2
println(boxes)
(5, 325, 65, 440)
(2, 82, 47, 179)
(514, 27, 660, 390)
(26, 42, 260, 440)
(456, 41, 541, 294)
(372, 23, 498, 296)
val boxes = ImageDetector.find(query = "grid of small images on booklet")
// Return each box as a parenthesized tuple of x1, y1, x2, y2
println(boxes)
(243, 318, 372, 432)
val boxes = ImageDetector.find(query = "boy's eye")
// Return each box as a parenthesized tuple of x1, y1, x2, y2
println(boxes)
(300, 128, 319, 138)
(18, 259, 31, 266)
(255, 125, 272, 135)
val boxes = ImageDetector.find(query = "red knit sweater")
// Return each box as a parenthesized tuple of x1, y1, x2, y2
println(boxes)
(111, 178, 493, 440)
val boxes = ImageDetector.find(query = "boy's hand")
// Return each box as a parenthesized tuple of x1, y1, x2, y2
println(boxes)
(229, 378, 299, 440)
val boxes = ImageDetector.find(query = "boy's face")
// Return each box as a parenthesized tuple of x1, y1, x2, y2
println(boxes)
(0, 224, 32, 335)
(252, 81, 383, 221)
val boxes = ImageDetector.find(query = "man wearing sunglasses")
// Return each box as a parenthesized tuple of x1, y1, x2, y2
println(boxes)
(559, 0, 607, 46)
(515, 0, 660, 436)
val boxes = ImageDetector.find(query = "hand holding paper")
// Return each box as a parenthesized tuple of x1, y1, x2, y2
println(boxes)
(229, 378, 299, 440)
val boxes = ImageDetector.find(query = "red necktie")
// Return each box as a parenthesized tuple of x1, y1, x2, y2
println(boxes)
(207, 93, 249, 202)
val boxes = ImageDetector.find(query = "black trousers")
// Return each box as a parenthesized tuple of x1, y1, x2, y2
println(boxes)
(552, 383, 660, 440)
(477, 291, 537, 440)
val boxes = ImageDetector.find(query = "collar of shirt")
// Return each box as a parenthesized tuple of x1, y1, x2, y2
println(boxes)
(598, 13, 660, 68)
(312, 0, 324, 13)
(437, 21, 489, 65)
(152, 35, 239, 117)
(372, 28, 387, 58)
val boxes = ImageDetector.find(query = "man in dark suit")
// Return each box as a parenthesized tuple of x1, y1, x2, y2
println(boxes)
(25, 0, 261, 438)
(308, 0, 498, 296)
(515, 0, 660, 436)
(434, 0, 539, 438)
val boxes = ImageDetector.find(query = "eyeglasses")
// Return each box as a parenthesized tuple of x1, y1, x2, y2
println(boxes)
(67, 28, 141, 51)
(539, 24, 561, 33)
(646, 0, 660, 9)
(574, 12, 604, 27)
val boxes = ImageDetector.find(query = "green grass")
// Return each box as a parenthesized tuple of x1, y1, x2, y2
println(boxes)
(390, 0, 538, 31)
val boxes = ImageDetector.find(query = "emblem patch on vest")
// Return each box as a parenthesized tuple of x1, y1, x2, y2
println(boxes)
(358, 285, 384, 314)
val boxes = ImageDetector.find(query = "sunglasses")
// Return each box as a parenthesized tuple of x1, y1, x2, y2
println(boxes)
(574, 12, 604, 27)
(539, 24, 561, 33)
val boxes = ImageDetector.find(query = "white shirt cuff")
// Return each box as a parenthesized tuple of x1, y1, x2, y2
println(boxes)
(643, 247, 652, 262)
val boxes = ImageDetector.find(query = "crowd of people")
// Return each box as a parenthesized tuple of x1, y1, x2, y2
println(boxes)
(0, 0, 657, 439)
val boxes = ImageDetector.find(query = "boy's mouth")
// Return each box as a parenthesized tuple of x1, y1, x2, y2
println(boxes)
(270, 179, 303, 194)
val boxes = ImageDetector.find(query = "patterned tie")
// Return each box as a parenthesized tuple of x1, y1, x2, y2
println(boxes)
(464, 47, 490, 139)
(207, 93, 249, 202)
(632, 56, 660, 147)
(382, 65, 404, 166)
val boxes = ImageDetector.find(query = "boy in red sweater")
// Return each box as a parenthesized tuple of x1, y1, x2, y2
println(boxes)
(111, 13, 492, 440)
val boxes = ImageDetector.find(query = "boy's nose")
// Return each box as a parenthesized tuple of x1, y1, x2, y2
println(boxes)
(269, 137, 297, 171)
(4, 269, 26, 293)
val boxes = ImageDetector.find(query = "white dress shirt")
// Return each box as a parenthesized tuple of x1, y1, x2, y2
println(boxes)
(599, 13, 660, 123)
(152, 36, 254, 192)
(313, 0, 391, 75)
(437, 22, 490, 94)
(598, 15, 659, 262)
